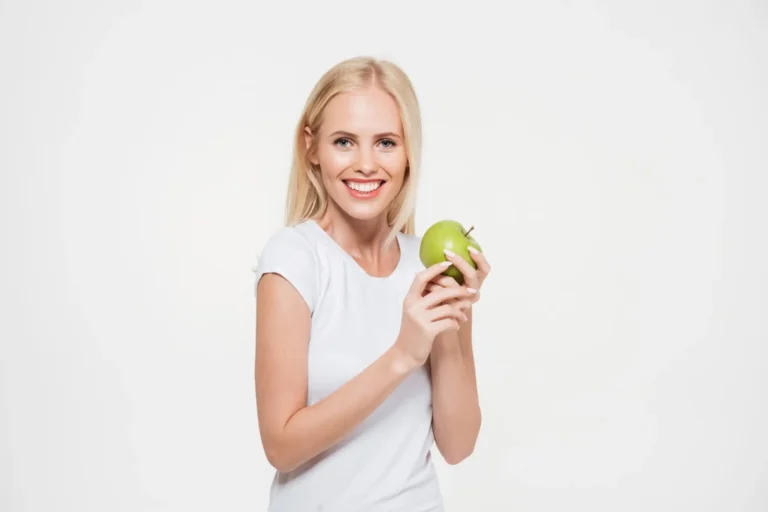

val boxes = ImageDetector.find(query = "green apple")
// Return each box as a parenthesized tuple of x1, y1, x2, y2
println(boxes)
(419, 220, 482, 285)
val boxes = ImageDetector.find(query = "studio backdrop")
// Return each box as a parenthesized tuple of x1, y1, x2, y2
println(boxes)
(1, 1, 767, 511)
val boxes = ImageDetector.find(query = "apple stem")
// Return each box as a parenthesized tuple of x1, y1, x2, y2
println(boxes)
(464, 225, 475, 237)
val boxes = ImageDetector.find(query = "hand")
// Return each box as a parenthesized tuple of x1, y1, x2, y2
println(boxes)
(395, 261, 478, 369)
(428, 248, 492, 312)
(424, 275, 475, 314)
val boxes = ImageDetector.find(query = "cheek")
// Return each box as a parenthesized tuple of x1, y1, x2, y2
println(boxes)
(317, 146, 354, 175)
(383, 152, 408, 180)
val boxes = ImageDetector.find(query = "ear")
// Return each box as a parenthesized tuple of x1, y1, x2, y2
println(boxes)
(304, 126, 319, 165)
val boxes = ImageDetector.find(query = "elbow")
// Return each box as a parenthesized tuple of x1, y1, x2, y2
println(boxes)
(439, 432, 479, 465)
(442, 442, 476, 465)
(443, 453, 468, 466)
(439, 412, 481, 465)
(264, 444, 300, 473)
(262, 435, 302, 473)
(264, 450, 288, 473)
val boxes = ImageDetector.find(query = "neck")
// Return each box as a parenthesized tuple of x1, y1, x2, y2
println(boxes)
(317, 203, 395, 260)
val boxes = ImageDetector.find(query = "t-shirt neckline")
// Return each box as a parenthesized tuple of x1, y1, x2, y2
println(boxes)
(305, 219, 405, 280)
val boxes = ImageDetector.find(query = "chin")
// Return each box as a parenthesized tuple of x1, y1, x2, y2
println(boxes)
(328, 192, 388, 223)
(337, 200, 389, 222)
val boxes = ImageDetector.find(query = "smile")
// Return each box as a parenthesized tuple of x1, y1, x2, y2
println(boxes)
(343, 180, 385, 199)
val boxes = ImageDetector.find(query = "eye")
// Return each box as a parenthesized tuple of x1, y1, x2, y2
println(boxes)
(334, 137, 352, 148)
(379, 139, 396, 148)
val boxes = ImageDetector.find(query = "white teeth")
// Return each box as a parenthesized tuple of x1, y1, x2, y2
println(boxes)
(346, 181, 382, 192)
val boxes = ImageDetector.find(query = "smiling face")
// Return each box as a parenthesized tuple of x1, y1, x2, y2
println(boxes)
(306, 85, 408, 224)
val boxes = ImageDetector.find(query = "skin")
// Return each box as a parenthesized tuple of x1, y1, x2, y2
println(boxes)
(425, 247, 491, 463)
(255, 82, 492, 473)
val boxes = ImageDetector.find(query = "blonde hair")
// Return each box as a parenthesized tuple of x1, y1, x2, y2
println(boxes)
(285, 56, 422, 247)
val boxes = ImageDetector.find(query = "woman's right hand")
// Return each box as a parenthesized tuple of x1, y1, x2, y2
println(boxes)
(394, 261, 477, 369)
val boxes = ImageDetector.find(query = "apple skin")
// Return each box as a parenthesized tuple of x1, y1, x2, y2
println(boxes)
(419, 220, 482, 285)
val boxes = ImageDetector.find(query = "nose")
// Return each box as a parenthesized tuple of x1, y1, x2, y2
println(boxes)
(356, 146, 376, 175)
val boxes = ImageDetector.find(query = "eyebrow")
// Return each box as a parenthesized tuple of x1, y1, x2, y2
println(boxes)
(329, 130, 402, 140)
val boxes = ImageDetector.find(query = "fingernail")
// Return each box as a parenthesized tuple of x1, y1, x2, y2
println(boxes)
(440, 261, 452, 267)
(444, 249, 456, 258)
(468, 246, 479, 254)
(466, 288, 477, 293)
(463, 314, 468, 321)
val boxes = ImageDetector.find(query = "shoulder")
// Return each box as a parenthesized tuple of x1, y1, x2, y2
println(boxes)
(260, 224, 317, 258)
(252, 223, 320, 312)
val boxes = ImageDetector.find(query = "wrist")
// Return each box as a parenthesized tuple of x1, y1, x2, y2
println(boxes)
(433, 327, 461, 347)
(432, 332, 462, 358)
(389, 338, 422, 375)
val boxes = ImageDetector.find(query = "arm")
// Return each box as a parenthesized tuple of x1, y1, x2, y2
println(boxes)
(255, 273, 415, 473)
(255, 261, 471, 473)
(428, 245, 491, 465)
(429, 306, 481, 465)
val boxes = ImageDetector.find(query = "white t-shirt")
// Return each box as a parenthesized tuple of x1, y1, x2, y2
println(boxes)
(253, 219, 444, 512)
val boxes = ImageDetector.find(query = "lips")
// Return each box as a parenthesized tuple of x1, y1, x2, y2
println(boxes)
(343, 179, 385, 199)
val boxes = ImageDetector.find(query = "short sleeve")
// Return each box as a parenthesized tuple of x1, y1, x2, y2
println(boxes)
(252, 227, 318, 313)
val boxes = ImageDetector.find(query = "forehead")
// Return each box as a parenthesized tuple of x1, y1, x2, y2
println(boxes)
(321, 87, 403, 135)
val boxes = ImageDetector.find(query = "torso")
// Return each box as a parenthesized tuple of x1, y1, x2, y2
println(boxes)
(268, 220, 444, 512)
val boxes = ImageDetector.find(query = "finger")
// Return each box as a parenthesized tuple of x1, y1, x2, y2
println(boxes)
(429, 275, 462, 288)
(421, 284, 437, 297)
(454, 299, 473, 311)
(428, 304, 467, 322)
(450, 298, 472, 312)
(424, 283, 445, 295)
(420, 285, 477, 309)
(426, 291, 466, 311)
(468, 246, 491, 275)
(409, 261, 453, 297)
(432, 318, 461, 333)
(422, 286, 475, 309)
(444, 249, 480, 289)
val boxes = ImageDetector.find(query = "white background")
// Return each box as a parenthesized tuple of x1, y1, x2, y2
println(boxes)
(2, 1, 767, 510)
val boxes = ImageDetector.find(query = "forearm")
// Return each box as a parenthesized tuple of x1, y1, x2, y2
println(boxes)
(267, 344, 415, 472)
(430, 315, 481, 464)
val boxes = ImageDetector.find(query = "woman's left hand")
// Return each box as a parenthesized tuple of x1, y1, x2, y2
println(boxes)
(424, 248, 491, 315)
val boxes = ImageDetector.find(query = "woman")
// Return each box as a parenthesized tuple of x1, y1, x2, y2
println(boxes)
(253, 56, 491, 511)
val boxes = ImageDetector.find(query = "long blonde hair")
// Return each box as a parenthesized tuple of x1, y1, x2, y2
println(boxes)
(285, 56, 422, 247)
